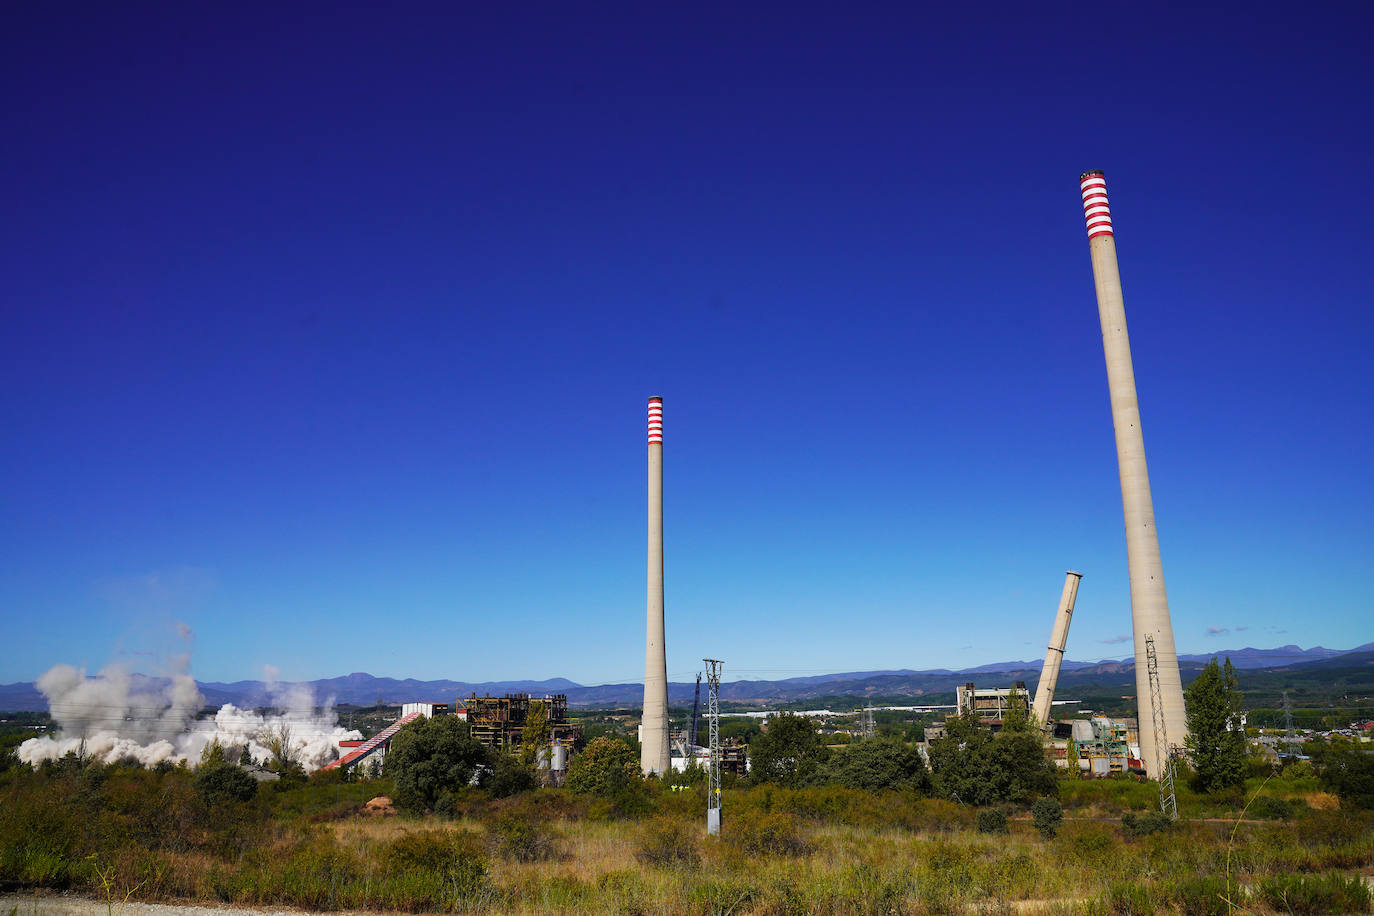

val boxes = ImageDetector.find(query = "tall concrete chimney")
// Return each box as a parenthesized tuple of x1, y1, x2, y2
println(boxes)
(1031, 571, 1083, 728)
(1080, 171, 1188, 778)
(641, 396, 670, 776)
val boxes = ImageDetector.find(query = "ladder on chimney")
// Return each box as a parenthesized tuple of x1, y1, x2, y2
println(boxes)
(1145, 634, 1178, 820)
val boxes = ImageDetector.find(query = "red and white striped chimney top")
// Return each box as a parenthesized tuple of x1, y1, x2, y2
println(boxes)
(1079, 170, 1113, 240)
(647, 397, 662, 446)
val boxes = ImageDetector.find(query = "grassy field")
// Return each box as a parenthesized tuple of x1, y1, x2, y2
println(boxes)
(2, 762, 1371, 915)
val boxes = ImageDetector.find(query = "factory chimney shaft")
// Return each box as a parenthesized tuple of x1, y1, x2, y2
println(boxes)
(1080, 171, 1188, 779)
(1031, 571, 1083, 728)
(641, 397, 670, 776)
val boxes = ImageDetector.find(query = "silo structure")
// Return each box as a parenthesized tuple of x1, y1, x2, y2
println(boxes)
(1079, 171, 1188, 778)
(1031, 571, 1083, 728)
(641, 396, 670, 776)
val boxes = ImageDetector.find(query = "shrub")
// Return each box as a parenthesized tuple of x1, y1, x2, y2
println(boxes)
(1319, 747, 1374, 810)
(1256, 872, 1372, 915)
(976, 807, 1008, 834)
(929, 715, 1058, 806)
(193, 762, 257, 806)
(1031, 797, 1063, 838)
(747, 713, 830, 788)
(382, 829, 489, 901)
(386, 716, 488, 813)
(817, 737, 930, 793)
(1295, 810, 1372, 847)
(493, 814, 557, 862)
(482, 753, 536, 799)
(1250, 794, 1306, 820)
(726, 810, 810, 857)
(565, 737, 642, 798)
(1102, 880, 1156, 916)
(1168, 875, 1232, 916)
(1121, 810, 1172, 837)
(635, 816, 700, 868)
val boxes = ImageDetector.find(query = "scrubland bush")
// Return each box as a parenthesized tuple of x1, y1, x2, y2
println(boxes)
(1319, 747, 1374, 810)
(193, 761, 258, 805)
(5, 741, 1374, 916)
(386, 715, 488, 813)
(976, 807, 1008, 834)
(492, 813, 558, 862)
(725, 809, 810, 857)
(1031, 797, 1063, 838)
(1250, 793, 1306, 820)
(565, 737, 641, 798)
(635, 815, 700, 868)
(817, 736, 930, 792)
(1102, 880, 1156, 916)
(1295, 809, 1372, 847)
(1121, 809, 1172, 837)
(383, 829, 489, 902)
(1166, 875, 1232, 916)
(1256, 872, 1372, 915)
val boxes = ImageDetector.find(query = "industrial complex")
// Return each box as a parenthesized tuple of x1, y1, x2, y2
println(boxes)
(320, 171, 1189, 814)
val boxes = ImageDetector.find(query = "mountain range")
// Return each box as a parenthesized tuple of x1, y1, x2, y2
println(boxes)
(3, 643, 1369, 713)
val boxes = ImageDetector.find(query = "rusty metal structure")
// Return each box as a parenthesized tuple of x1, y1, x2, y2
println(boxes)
(464, 693, 580, 750)
(956, 681, 1030, 728)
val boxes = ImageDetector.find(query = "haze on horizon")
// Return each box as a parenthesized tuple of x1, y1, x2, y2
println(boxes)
(2, 4, 1370, 688)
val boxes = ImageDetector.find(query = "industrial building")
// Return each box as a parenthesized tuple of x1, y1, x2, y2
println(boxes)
(1064, 716, 1143, 776)
(956, 682, 1030, 728)
(670, 735, 747, 777)
(324, 693, 581, 778)
(464, 693, 579, 750)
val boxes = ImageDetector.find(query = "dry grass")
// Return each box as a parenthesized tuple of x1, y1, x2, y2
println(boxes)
(6, 766, 1373, 915)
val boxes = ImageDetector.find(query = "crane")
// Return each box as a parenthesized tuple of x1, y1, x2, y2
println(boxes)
(689, 672, 702, 749)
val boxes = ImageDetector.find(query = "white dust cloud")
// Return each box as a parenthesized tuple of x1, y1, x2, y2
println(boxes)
(18, 662, 360, 772)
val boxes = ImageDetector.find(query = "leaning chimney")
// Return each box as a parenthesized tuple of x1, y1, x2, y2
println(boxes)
(1079, 171, 1188, 778)
(1031, 571, 1083, 728)
(641, 396, 670, 776)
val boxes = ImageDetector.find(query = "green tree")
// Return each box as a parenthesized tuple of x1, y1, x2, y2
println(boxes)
(193, 760, 258, 805)
(483, 752, 537, 798)
(521, 701, 550, 766)
(928, 714, 1058, 805)
(818, 737, 930, 792)
(1183, 657, 1247, 793)
(565, 736, 642, 797)
(387, 715, 488, 812)
(747, 712, 830, 787)
(1031, 797, 1063, 838)
(1319, 747, 1374, 810)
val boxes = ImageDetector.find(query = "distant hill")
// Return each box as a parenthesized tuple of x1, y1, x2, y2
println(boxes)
(3, 643, 1369, 713)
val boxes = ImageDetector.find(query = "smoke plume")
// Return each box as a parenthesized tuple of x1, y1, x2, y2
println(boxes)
(18, 662, 360, 772)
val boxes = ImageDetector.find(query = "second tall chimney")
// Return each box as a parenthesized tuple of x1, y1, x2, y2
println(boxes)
(1079, 171, 1188, 778)
(641, 396, 670, 775)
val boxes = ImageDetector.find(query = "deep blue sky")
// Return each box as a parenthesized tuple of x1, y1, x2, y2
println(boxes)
(3, 3, 1371, 687)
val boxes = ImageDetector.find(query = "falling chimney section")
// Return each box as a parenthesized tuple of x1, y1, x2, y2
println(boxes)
(1080, 171, 1188, 778)
(1031, 571, 1082, 728)
(641, 397, 670, 776)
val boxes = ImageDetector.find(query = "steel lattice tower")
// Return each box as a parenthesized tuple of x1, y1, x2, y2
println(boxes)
(704, 658, 723, 836)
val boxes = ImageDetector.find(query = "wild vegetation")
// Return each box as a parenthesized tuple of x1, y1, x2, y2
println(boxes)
(3, 711, 1372, 915)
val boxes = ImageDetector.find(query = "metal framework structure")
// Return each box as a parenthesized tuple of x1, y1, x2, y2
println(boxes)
(704, 658, 723, 835)
(321, 712, 421, 772)
(1145, 635, 1178, 820)
(862, 702, 875, 740)
(1282, 691, 1301, 755)
(465, 693, 578, 750)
